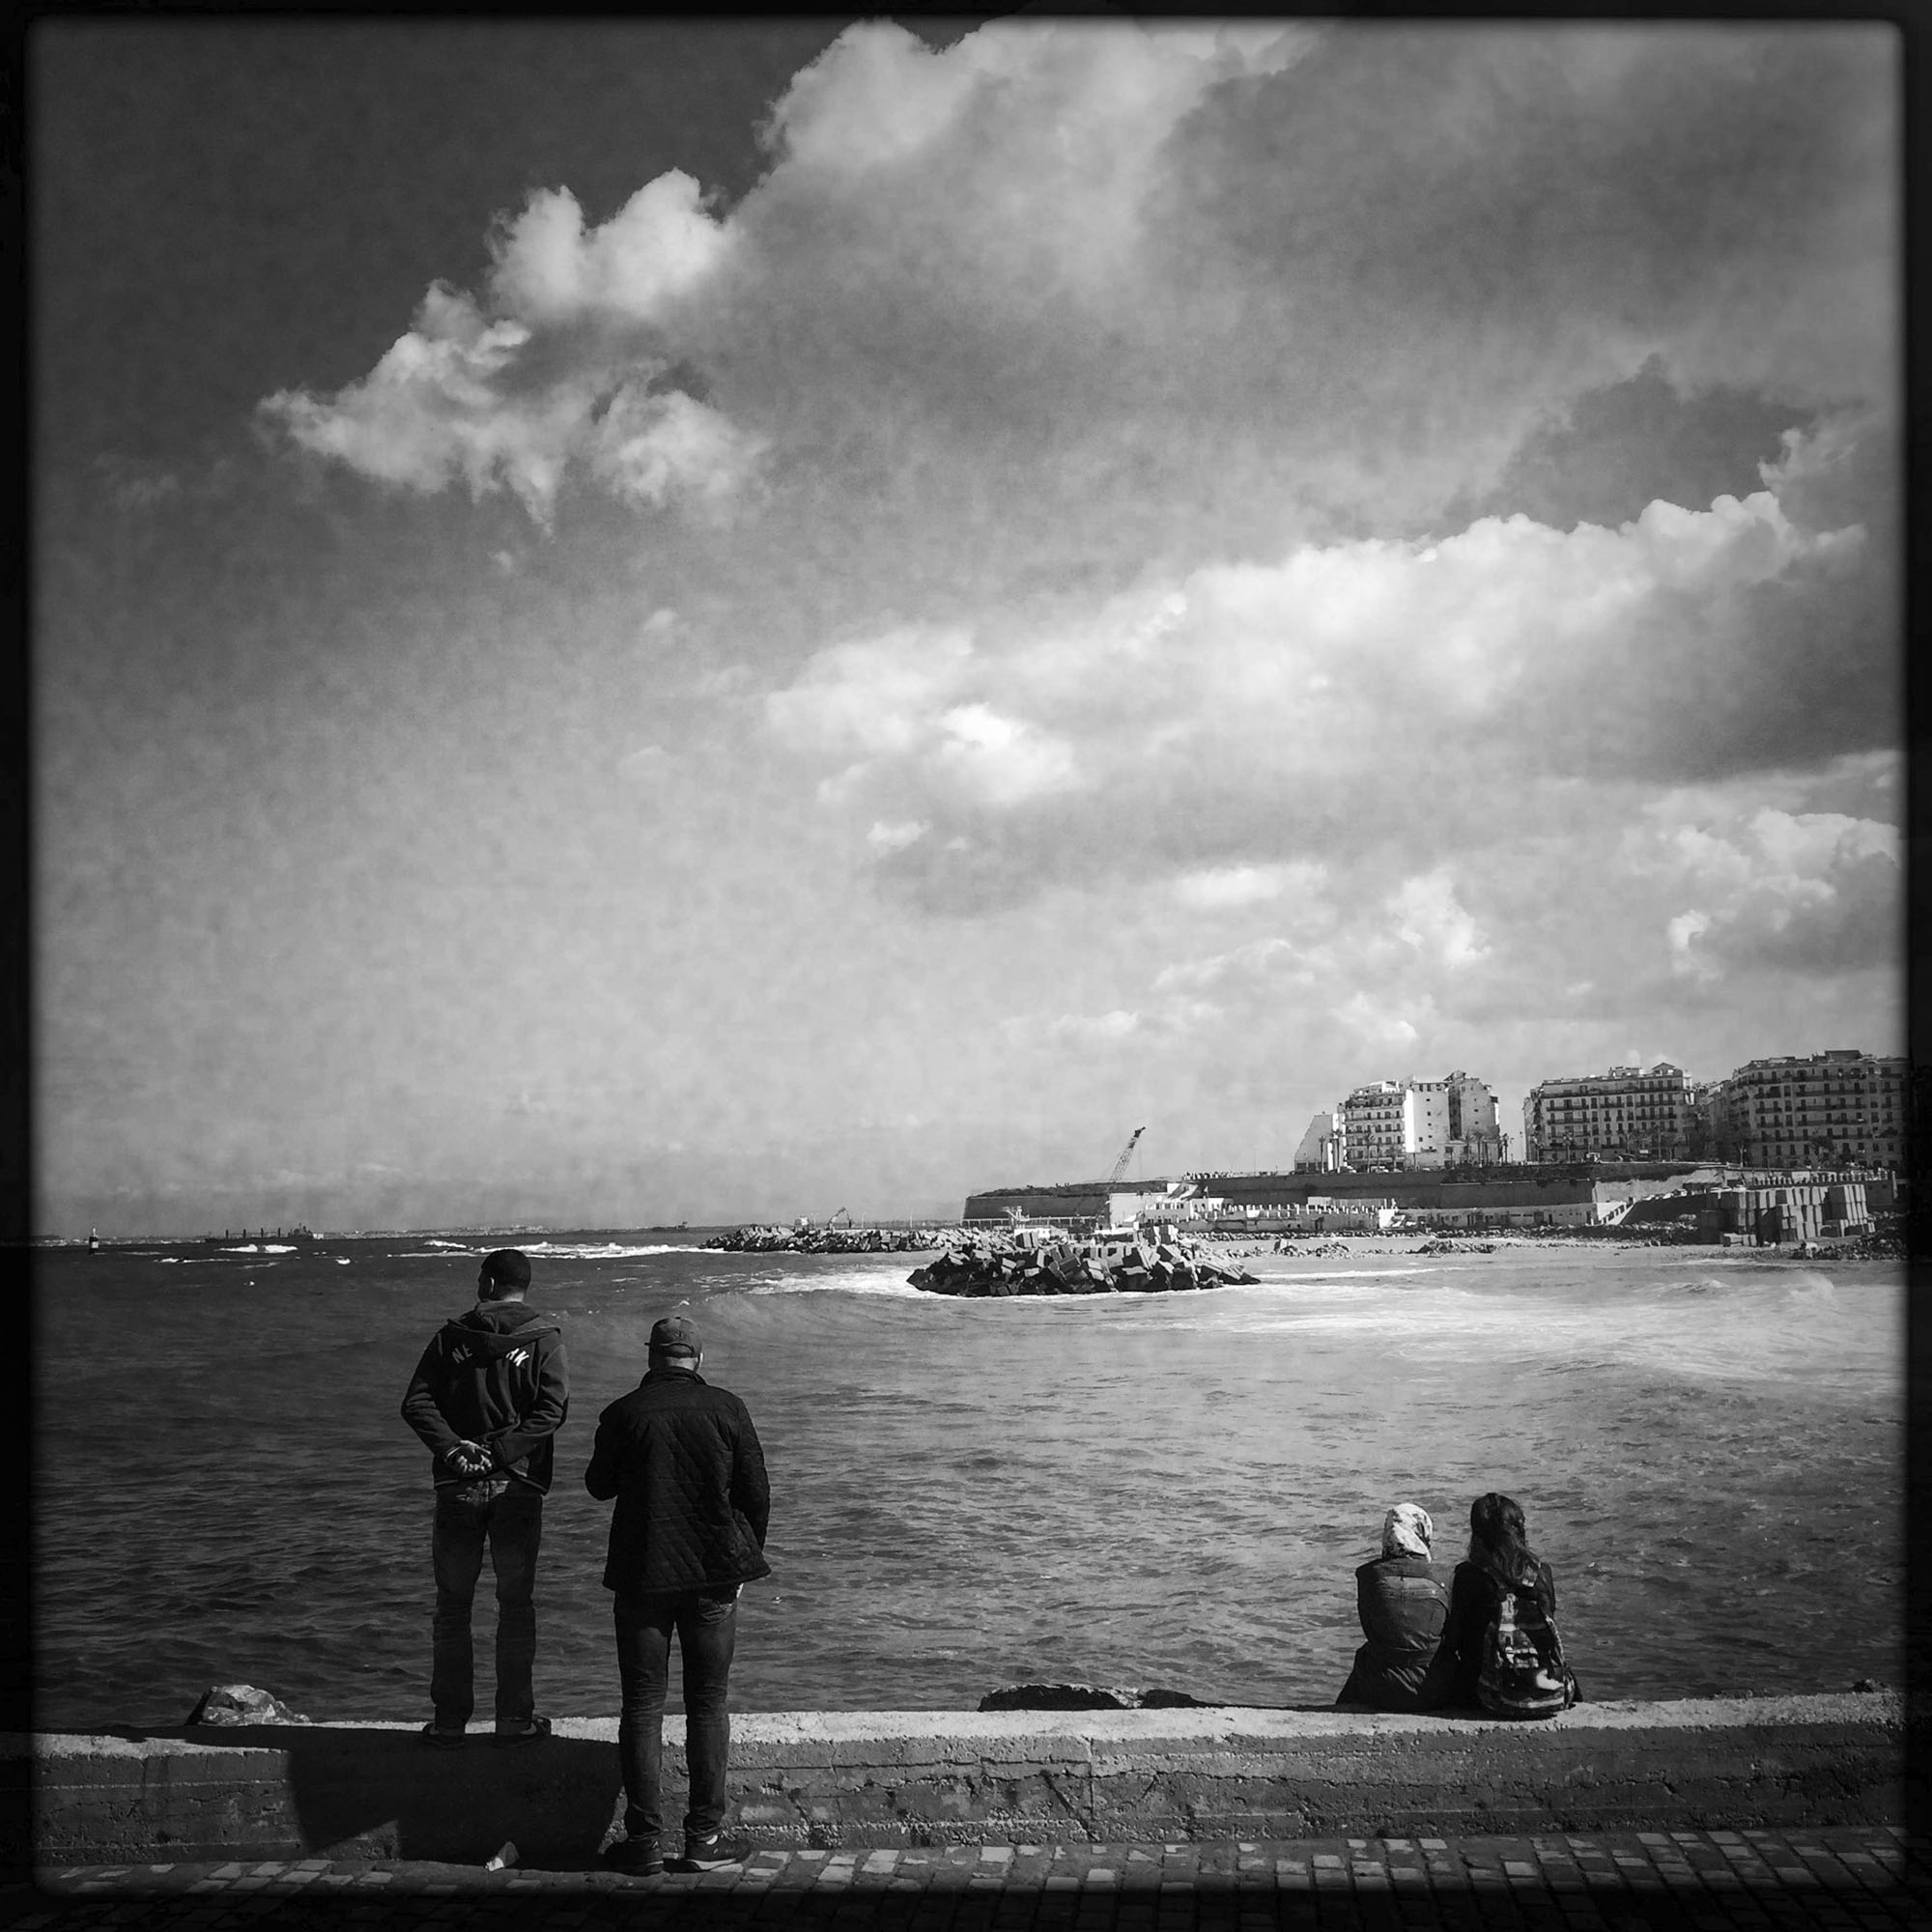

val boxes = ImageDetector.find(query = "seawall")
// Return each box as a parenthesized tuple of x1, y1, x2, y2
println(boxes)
(11, 1694, 1905, 1870)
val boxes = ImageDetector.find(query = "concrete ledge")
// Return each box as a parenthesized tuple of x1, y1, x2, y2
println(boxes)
(9, 1694, 1905, 1869)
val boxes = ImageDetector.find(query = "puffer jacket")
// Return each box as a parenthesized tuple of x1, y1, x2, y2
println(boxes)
(1334, 1553, 1451, 1711)
(584, 1365, 771, 1597)
(401, 1299, 569, 1492)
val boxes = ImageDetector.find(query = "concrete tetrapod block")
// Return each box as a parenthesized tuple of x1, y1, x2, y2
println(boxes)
(8, 1693, 1906, 1868)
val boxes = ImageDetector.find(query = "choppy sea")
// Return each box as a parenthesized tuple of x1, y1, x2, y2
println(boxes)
(32, 1235, 1905, 1730)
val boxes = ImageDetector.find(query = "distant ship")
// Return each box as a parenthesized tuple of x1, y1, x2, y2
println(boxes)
(203, 1225, 316, 1245)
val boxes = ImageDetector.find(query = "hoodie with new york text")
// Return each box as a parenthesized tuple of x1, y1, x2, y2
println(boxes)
(401, 1300, 569, 1492)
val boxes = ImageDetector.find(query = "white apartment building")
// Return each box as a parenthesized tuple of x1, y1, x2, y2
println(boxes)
(1332, 1071, 1504, 1170)
(1522, 1062, 1698, 1162)
(1706, 1049, 1906, 1170)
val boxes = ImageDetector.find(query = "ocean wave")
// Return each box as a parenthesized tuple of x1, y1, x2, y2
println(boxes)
(388, 1239, 702, 1264)
(748, 1267, 927, 1298)
(1249, 1266, 1436, 1284)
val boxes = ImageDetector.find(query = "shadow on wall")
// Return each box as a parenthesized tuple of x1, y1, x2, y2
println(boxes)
(65, 1726, 624, 1869)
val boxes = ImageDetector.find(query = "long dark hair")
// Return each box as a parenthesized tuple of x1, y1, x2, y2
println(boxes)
(1468, 1491, 1540, 1589)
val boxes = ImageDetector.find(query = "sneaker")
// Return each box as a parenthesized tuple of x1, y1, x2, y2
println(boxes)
(492, 1715, 552, 1747)
(674, 1833, 752, 1872)
(419, 1721, 466, 1749)
(602, 1837, 664, 1877)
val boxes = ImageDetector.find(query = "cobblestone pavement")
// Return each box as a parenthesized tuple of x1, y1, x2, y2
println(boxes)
(3, 1827, 1923, 1930)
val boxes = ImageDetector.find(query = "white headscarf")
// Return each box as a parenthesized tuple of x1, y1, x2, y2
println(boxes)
(1380, 1502, 1434, 1559)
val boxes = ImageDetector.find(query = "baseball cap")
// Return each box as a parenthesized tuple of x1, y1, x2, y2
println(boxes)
(650, 1314, 701, 1355)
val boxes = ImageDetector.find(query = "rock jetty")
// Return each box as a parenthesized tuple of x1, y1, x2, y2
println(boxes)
(704, 1225, 948, 1255)
(909, 1232, 1258, 1296)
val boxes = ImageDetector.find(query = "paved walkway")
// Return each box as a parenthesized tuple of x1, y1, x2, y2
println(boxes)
(4, 1827, 1923, 1929)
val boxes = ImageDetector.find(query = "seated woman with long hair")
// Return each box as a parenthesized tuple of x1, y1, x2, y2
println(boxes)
(1432, 1491, 1579, 1713)
(1334, 1502, 1452, 1712)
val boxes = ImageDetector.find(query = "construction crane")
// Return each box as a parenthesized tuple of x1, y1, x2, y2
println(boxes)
(1105, 1126, 1146, 1188)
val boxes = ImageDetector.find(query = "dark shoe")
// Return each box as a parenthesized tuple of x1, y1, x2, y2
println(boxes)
(602, 1837, 664, 1877)
(492, 1715, 552, 1747)
(420, 1721, 466, 1749)
(675, 1833, 752, 1872)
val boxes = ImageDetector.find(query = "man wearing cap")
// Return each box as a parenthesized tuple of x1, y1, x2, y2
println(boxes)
(585, 1312, 771, 1876)
(401, 1248, 569, 1747)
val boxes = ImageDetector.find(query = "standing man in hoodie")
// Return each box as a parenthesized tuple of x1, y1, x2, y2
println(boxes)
(401, 1248, 568, 1747)
(586, 1313, 770, 1876)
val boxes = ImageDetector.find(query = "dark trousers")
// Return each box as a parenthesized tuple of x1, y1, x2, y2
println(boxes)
(430, 1479, 543, 1729)
(613, 1586, 738, 1845)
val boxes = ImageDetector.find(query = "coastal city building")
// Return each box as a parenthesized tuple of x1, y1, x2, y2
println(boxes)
(1301, 1071, 1506, 1171)
(1702, 1049, 1906, 1170)
(969, 1047, 1907, 1236)
(1290, 1111, 1334, 1171)
(1435, 1071, 1505, 1164)
(1521, 1062, 1701, 1162)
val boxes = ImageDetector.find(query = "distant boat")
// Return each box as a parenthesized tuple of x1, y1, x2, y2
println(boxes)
(203, 1226, 316, 1245)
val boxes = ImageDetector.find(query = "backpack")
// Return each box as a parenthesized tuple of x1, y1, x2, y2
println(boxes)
(1477, 1579, 1572, 1719)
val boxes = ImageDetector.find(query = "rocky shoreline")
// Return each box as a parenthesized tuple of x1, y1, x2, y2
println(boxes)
(700, 1223, 1903, 1262)
(703, 1224, 950, 1254)
(909, 1232, 1259, 1296)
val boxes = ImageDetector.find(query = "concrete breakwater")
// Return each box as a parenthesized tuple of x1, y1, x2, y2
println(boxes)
(704, 1225, 951, 1255)
(909, 1232, 1259, 1297)
(13, 1694, 1904, 1869)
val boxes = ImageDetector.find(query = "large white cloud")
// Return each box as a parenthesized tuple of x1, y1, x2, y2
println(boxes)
(762, 413, 1888, 905)
(485, 173, 730, 326)
(260, 278, 761, 524)
(257, 17, 1894, 549)
(1624, 797, 1902, 985)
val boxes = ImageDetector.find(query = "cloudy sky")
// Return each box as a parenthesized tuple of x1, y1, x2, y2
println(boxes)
(34, 14, 1902, 1235)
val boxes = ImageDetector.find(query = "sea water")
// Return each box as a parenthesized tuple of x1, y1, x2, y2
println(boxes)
(32, 1236, 1905, 1731)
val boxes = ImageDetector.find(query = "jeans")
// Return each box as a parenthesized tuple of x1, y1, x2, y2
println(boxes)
(430, 1479, 543, 1730)
(613, 1586, 738, 1845)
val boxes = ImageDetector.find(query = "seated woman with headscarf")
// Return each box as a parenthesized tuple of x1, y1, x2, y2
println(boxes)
(1334, 1502, 1452, 1712)
(1431, 1491, 1579, 1714)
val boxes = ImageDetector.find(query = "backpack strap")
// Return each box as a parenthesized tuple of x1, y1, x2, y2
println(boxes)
(1515, 1580, 1566, 1671)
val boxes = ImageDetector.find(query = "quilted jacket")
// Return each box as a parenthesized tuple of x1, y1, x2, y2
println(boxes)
(584, 1365, 771, 1596)
(1334, 1552, 1451, 1711)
